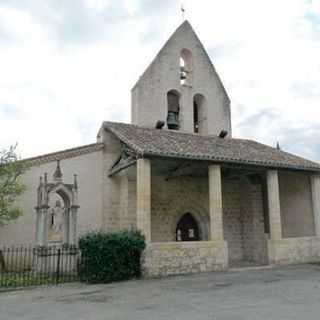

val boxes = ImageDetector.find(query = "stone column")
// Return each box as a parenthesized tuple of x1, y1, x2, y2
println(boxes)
(208, 164, 224, 241)
(37, 207, 48, 246)
(69, 206, 78, 245)
(62, 208, 69, 243)
(136, 158, 151, 243)
(180, 85, 193, 132)
(35, 208, 40, 244)
(310, 174, 320, 237)
(267, 170, 282, 240)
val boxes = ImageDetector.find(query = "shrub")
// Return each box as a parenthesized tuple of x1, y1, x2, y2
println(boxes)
(78, 230, 145, 283)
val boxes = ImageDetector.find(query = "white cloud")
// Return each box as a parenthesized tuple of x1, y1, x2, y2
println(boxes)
(0, 0, 320, 162)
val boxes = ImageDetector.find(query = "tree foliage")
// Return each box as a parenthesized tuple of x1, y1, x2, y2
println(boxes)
(0, 145, 28, 225)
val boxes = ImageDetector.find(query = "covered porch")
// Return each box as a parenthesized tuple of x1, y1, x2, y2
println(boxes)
(104, 121, 320, 277)
(135, 157, 320, 277)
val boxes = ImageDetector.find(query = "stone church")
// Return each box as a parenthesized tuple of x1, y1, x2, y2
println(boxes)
(2, 21, 320, 277)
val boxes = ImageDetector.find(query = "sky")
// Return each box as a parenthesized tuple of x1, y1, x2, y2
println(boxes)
(0, 0, 320, 162)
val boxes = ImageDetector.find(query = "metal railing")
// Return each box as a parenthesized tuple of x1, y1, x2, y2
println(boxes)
(0, 245, 80, 288)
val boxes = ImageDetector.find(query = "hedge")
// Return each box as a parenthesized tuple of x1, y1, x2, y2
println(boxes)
(79, 230, 145, 283)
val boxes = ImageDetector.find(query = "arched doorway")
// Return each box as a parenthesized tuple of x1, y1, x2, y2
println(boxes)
(176, 213, 200, 241)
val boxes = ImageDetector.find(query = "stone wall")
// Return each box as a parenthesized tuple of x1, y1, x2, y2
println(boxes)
(142, 241, 228, 277)
(222, 179, 268, 265)
(151, 175, 210, 242)
(222, 180, 243, 263)
(268, 237, 320, 265)
(279, 171, 315, 238)
(151, 170, 268, 265)
(131, 22, 231, 136)
(240, 182, 268, 265)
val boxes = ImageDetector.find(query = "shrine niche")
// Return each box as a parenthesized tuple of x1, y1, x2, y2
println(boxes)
(176, 213, 200, 241)
(35, 160, 79, 246)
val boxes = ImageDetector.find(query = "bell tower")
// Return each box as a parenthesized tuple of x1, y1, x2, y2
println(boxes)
(131, 21, 232, 137)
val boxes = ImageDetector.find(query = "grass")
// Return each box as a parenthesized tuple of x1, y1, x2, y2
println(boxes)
(0, 271, 78, 289)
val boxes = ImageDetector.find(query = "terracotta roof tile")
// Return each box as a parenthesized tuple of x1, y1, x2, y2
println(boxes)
(104, 121, 320, 172)
(24, 143, 104, 166)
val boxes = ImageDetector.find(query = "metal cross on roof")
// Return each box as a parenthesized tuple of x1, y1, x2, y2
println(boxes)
(181, 2, 186, 21)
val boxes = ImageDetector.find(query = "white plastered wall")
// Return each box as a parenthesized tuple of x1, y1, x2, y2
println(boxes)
(0, 150, 104, 246)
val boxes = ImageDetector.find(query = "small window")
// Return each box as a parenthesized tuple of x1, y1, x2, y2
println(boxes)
(193, 101, 199, 133)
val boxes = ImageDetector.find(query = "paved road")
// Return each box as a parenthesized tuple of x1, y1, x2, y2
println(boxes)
(1, 264, 320, 320)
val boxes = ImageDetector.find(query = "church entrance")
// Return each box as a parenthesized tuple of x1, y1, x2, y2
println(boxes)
(176, 213, 200, 241)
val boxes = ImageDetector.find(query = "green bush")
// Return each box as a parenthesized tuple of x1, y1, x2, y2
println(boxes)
(79, 230, 145, 283)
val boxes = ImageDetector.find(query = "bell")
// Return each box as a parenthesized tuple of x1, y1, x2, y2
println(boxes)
(167, 111, 179, 130)
(180, 70, 187, 80)
(180, 66, 187, 80)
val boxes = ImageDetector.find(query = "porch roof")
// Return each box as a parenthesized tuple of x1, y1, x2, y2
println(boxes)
(103, 121, 320, 172)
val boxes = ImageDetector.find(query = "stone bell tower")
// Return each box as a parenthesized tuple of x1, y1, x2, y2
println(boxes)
(131, 21, 232, 137)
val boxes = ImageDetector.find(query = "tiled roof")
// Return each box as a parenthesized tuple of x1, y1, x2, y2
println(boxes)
(24, 143, 104, 166)
(104, 121, 320, 172)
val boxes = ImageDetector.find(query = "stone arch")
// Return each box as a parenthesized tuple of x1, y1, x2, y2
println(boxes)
(193, 93, 206, 134)
(36, 161, 79, 246)
(172, 204, 209, 241)
(180, 48, 193, 85)
(167, 89, 180, 130)
(176, 213, 200, 241)
(49, 184, 72, 208)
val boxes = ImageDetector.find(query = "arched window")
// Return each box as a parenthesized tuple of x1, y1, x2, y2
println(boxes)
(180, 49, 192, 85)
(176, 213, 200, 241)
(193, 94, 206, 134)
(167, 90, 180, 130)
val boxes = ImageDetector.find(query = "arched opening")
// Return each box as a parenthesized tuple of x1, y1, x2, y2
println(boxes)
(193, 94, 206, 134)
(176, 213, 200, 241)
(180, 49, 192, 85)
(167, 89, 180, 130)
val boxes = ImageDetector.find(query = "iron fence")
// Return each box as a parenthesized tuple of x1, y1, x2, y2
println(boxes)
(0, 245, 80, 288)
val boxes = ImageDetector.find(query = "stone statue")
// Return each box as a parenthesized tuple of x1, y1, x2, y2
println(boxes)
(48, 200, 64, 242)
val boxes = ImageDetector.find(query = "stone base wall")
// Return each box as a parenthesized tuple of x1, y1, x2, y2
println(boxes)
(142, 241, 228, 277)
(222, 180, 242, 262)
(268, 237, 320, 265)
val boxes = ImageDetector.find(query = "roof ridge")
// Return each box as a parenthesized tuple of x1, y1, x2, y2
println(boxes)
(103, 121, 320, 172)
(23, 142, 104, 166)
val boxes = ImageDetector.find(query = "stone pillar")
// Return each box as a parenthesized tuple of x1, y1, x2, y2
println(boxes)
(180, 85, 193, 133)
(310, 174, 320, 237)
(37, 207, 48, 246)
(35, 208, 40, 244)
(69, 206, 78, 245)
(267, 170, 282, 240)
(63, 208, 69, 243)
(136, 158, 151, 243)
(208, 164, 224, 241)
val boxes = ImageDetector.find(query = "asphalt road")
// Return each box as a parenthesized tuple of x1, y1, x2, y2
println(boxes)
(2, 264, 320, 320)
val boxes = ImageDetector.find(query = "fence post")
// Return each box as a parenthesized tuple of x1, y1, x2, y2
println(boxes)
(0, 249, 6, 272)
(56, 248, 61, 284)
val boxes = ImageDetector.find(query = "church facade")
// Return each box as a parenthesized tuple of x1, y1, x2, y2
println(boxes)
(2, 21, 320, 277)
